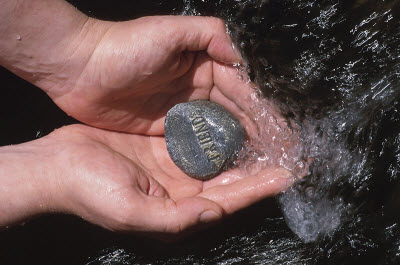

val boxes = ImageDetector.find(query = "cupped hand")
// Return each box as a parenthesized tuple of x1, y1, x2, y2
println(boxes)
(40, 124, 294, 234)
(40, 32, 300, 234)
(49, 16, 243, 135)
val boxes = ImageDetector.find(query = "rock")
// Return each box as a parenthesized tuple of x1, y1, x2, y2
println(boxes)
(164, 100, 245, 180)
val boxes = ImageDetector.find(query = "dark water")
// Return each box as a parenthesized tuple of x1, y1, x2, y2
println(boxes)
(1, 0, 400, 264)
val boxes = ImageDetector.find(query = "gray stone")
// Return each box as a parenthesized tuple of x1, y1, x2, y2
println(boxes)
(164, 100, 245, 180)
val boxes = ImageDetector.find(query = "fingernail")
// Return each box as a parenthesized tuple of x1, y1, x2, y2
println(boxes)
(199, 210, 220, 223)
(224, 25, 243, 64)
(231, 42, 244, 64)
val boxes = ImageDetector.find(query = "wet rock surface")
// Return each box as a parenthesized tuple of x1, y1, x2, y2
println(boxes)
(164, 100, 245, 180)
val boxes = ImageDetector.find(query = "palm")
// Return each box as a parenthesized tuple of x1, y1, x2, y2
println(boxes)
(120, 129, 294, 212)
(52, 124, 293, 233)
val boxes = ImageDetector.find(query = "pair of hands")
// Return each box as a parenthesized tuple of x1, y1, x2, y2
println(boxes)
(1, 9, 295, 235)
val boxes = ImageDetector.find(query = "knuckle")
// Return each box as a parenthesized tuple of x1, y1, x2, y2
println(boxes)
(112, 211, 132, 231)
(212, 17, 227, 32)
(109, 204, 138, 232)
(165, 221, 183, 235)
(162, 199, 185, 234)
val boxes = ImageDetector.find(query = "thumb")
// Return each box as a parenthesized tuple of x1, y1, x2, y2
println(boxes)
(172, 16, 243, 64)
(136, 196, 224, 234)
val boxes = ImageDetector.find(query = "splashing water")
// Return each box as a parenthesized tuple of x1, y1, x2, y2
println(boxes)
(3, 0, 400, 264)
(234, 88, 307, 178)
(181, 0, 400, 262)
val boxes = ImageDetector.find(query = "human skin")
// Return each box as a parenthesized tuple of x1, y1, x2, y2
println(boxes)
(0, 0, 297, 235)
(0, 0, 243, 135)
(0, 124, 294, 234)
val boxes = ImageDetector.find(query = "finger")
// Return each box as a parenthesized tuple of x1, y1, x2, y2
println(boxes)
(213, 61, 289, 128)
(167, 51, 213, 104)
(203, 168, 247, 189)
(212, 61, 256, 109)
(212, 61, 290, 139)
(134, 196, 224, 234)
(199, 168, 295, 214)
(210, 84, 259, 140)
(170, 16, 242, 64)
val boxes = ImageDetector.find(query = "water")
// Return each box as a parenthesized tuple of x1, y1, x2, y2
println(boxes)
(221, 0, 400, 262)
(2, 0, 400, 264)
(180, 0, 400, 263)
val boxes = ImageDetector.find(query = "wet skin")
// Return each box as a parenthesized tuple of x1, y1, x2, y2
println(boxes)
(0, 0, 300, 236)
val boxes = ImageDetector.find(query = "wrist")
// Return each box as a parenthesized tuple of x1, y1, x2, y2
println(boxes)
(0, 0, 111, 97)
(0, 138, 59, 227)
(39, 17, 113, 99)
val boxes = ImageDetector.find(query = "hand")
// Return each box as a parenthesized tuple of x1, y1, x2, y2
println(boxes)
(0, 1, 303, 235)
(0, 1, 244, 135)
(46, 15, 244, 135)
(52, 124, 295, 233)
(0, 124, 295, 234)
